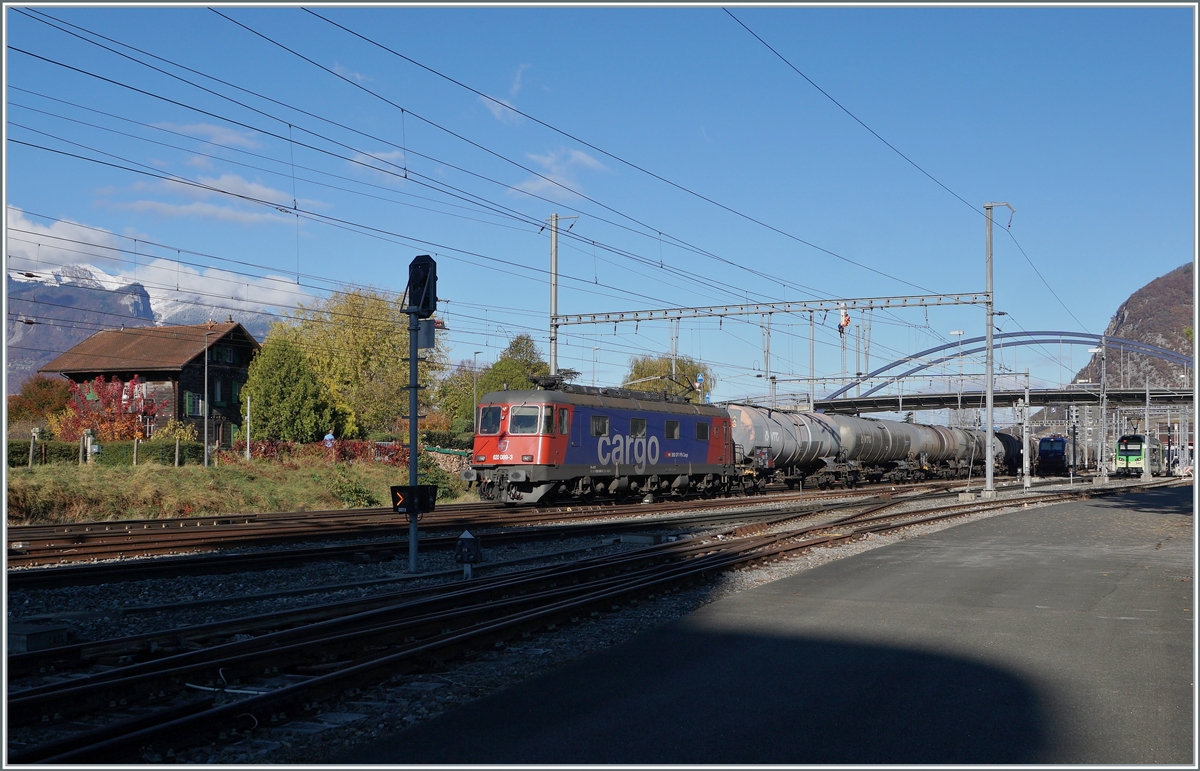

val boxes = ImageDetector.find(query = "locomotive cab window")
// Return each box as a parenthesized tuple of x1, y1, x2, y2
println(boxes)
(509, 406, 540, 434)
(665, 420, 680, 440)
(695, 422, 710, 441)
(478, 406, 502, 435)
(541, 409, 555, 435)
(630, 418, 646, 437)
(591, 415, 609, 437)
(558, 408, 570, 435)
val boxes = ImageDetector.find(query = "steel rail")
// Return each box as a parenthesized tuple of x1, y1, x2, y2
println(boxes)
(10, 479, 1180, 763)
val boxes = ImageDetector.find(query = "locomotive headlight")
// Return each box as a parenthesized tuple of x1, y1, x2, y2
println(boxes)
(475, 455, 486, 463)
(521, 455, 534, 462)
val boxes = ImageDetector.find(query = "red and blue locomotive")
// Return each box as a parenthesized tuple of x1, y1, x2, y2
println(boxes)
(460, 382, 734, 504)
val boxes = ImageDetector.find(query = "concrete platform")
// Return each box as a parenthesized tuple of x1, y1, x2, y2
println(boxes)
(329, 484, 1194, 764)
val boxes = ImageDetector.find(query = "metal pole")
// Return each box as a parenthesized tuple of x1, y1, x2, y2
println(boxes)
(245, 392, 251, 462)
(592, 346, 599, 387)
(549, 213, 558, 376)
(761, 314, 771, 404)
(983, 204, 996, 495)
(473, 351, 482, 432)
(671, 318, 679, 379)
(809, 311, 815, 405)
(1142, 377, 1152, 480)
(1099, 338, 1107, 479)
(409, 307, 421, 571)
(1022, 370, 1031, 491)
(204, 331, 214, 467)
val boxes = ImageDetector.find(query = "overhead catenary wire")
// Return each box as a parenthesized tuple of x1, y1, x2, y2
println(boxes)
(300, 7, 934, 293)
(14, 10, 828, 307)
(724, 8, 1090, 334)
(7, 12, 1022, 384)
(9, 18, 968, 334)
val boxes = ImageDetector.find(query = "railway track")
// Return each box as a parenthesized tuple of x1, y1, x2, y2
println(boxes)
(9, 475, 1045, 571)
(7, 478, 1177, 764)
(6, 484, 922, 567)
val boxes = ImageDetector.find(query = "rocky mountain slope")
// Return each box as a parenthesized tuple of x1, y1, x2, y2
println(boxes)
(1073, 262, 1193, 389)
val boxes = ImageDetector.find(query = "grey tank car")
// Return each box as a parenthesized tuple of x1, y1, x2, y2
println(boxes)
(727, 403, 1017, 489)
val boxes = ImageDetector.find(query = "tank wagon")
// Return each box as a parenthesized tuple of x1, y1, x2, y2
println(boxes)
(726, 404, 1014, 490)
(462, 380, 1020, 504)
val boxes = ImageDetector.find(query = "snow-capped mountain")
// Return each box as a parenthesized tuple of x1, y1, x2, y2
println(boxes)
(6, 263, 276, 392)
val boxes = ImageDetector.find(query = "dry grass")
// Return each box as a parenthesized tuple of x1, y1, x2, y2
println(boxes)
(6, 456, 474, 525)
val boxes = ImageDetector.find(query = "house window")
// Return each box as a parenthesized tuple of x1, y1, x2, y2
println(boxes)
(232, 381, 241, 403)
(213, 380, 224, 405)
(224, 346, 235, 364)
(185, 391, 203, 416)
(665, 420, 680, 440)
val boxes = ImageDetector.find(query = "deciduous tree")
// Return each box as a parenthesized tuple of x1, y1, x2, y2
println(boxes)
(7, 374, 71, 421)
(46, 375, 166, 441)
(272, 287, 448, 436)
(621, 354, 714, 402)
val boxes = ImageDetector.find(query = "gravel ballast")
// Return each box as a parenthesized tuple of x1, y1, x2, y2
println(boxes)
(5, 479, 1163, 764)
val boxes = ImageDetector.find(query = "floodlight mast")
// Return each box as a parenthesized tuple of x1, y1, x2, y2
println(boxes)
(983, 202, 1014, 496)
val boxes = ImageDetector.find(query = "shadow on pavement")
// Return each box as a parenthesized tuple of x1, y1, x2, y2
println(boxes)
(1090, 483, 1194, 516)
(328, 629, 1047, 765)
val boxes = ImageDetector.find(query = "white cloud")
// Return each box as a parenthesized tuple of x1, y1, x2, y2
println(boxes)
(4, 208, 313, 315)
(349, 150, 408, 181)
(6, 208, 125, 274)
(481, 96, 519, 125)
(152, 122, 261, 149)
(186, 155, 215, 171)
(513, 148, 608, 200)
(196, 174, 294, 205)
(333, 62, 368, 82)
(127, 173, 323, 216)
(510, 64, 530, 97)
(114, 200, 292, 225)
(480, 64, 531, 125)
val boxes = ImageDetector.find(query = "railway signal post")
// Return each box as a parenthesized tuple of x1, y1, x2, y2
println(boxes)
(406, 254, 438, 572)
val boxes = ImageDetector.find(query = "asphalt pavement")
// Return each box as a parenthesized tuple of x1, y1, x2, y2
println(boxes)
(330, 483, 1194, 764)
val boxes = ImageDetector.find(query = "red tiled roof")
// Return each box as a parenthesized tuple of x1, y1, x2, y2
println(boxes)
(39, 322, 259, 375)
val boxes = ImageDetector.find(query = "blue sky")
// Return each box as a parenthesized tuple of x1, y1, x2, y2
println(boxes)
(4, 5, 1195, 411)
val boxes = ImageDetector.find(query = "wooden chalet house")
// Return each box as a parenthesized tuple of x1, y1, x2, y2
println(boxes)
(39, 320, 260, 446)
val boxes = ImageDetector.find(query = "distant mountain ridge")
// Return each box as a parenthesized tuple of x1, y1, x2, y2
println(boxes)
(1073, 262, 1193, 389)
(6, 265, 275, 393)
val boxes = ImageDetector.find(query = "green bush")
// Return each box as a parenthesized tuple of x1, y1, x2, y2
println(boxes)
(416, 453, 464, 501)
(421, 429, 473, 450)
(9, 440, 83, 466)
(367, 432, 399, 442)
(329, 467, 382, 508)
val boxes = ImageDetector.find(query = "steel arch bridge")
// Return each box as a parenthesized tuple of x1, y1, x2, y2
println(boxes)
(826, 331, 1193, 401)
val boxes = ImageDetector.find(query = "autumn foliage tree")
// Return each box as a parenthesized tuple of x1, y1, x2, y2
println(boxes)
(47, 375, 167, 442)
(7, 374, 71, 421)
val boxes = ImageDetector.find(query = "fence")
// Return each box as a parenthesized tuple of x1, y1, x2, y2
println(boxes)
(8, 440, 206, 467)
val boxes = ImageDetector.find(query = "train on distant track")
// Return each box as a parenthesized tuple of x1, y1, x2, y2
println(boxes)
(1113, 433, 1164, 476)
(460, 379, 1021, 505)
